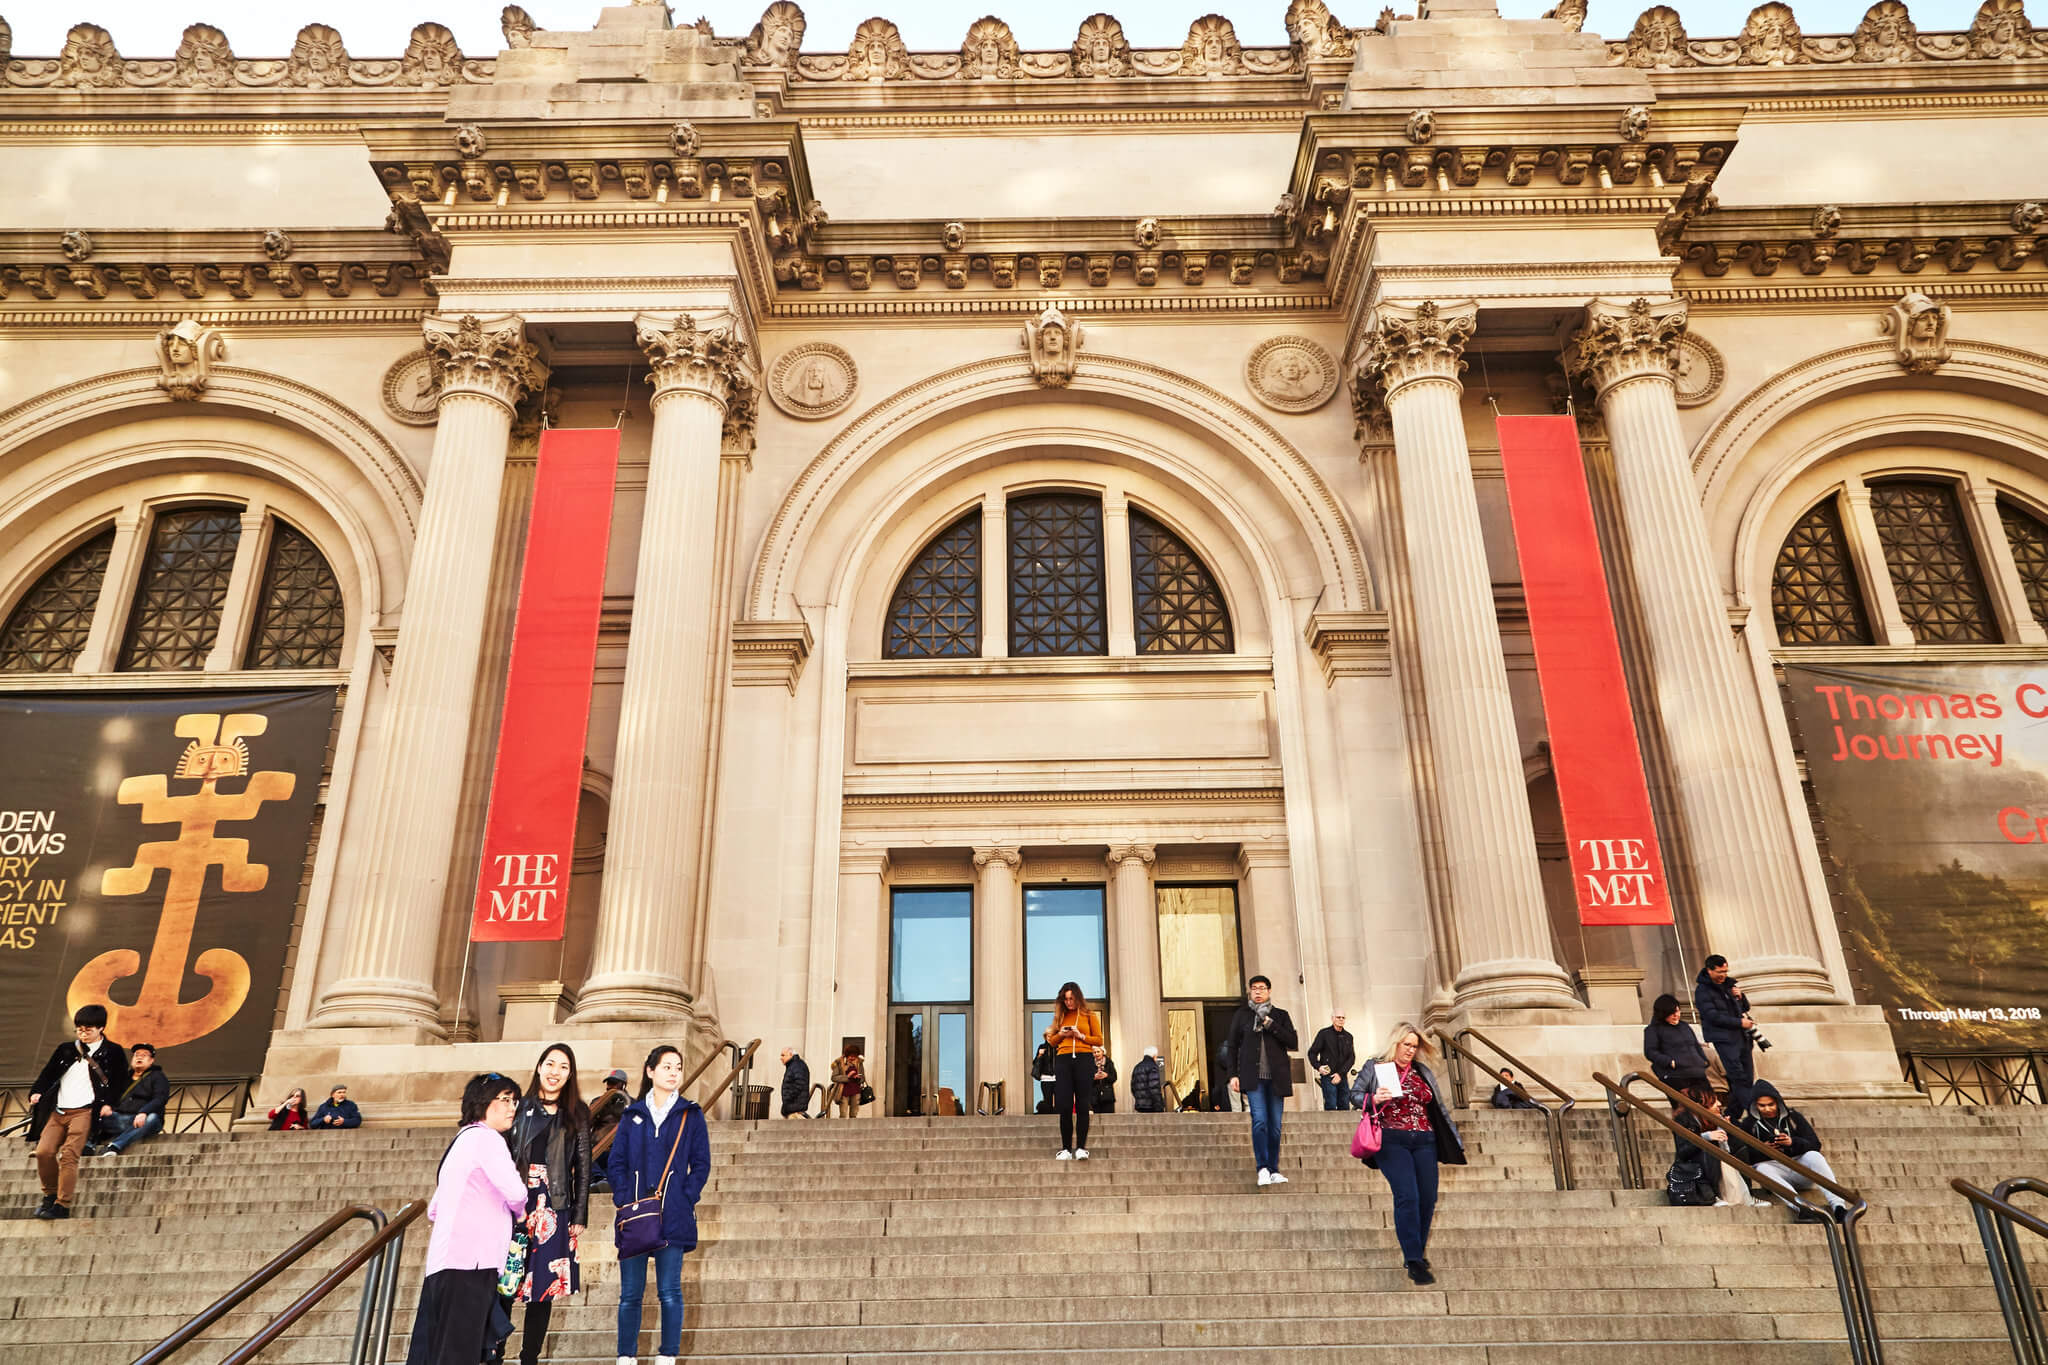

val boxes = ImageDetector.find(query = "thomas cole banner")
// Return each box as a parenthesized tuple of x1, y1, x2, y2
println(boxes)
(1783, 661, 2048, 1050)
(0, 689, 332, 1078)
(1495, 415, 1673, 926)
(471, 428, 620, 943)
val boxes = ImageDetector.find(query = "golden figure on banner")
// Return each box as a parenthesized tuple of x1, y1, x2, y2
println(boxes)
(69, 713, 297, 1047)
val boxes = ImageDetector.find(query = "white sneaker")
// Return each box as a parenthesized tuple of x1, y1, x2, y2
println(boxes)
(1074, 1148, 1090, 1160)
(1269, 1171, 1289, 1185)
(657, 1357, 676, 1365)
(1056, 1149, 1073, 1160)
(1257, 1169, 1273, 1187)
(617, 1357, 635, 1365)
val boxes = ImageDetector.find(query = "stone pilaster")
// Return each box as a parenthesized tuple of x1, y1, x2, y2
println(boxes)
(313, 313, 546, 1031)
(1105, 843, 1160, 1069)
(972, 846, 1024, 1101)
(1565, 297, 1833, 1002)
(1356, 301, 1579, 1011)
(573, 313, 757, 1023)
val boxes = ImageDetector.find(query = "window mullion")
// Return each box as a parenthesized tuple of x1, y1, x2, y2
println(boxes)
(1102, 492, 1137, 656)
(1840, 479, 1915, 646)
(1962, 479, 2046, 645)
(206, 503, 272, 671)
(74, 504, 148, 674)
(980, 494, 1007, 660)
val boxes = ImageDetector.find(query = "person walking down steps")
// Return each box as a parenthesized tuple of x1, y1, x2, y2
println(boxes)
(1222, 974, 1298, 1188)
(1353, 1023, 1467, 1285)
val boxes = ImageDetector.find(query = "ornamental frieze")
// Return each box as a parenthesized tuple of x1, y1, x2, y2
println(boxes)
(3, 19, 493, 88)
(1611, 0, 2045, 66)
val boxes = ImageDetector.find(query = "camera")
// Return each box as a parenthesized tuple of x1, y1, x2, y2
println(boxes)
(1745, 1024, 1773, 1052)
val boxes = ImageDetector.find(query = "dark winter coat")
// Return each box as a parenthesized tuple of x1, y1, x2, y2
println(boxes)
(1643, 1016, 1713, 1088)
(27, 1037, 127, 1141)
(590, 1087, 630, 1156)
(1091, 1055, 1118, 1113)
(1741, 1081, 1823, 1161)
(1693, 969, 1749, 1046)
(607, 1094, 711, 1252)
(1221, 1002, 1299, 1098)
(1351, 1057, 1467, 1168)
(780, 1054, 811, 1117)
(112, 1064, 169, 1119)
(1307, 1026, 1356, 1080)
(312, 1098, 362, 1129)
(1490, 1084, 1540, 1111)
(1130, 1056, 1165, 1112)
(510, 1094, 592, 1228)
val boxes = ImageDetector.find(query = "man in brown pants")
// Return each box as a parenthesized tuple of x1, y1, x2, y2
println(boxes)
(27, 1003, 126, 1220)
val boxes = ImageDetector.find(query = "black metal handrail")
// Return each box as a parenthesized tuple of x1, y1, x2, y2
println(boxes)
(1438, 1028, 1577, 1191)
(678, 1038, 731, 1094)
(703, 1039, 761, 1115)
(1953, 1176, 2048, 1363)
(977, 1079, 1006, 1116)
(1598, 1070, 1883, 1365)
(219, 1199, 425, 1365)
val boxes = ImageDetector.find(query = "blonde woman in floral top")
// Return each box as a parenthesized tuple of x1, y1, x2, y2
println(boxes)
(1351, 1023, 1466, 1285)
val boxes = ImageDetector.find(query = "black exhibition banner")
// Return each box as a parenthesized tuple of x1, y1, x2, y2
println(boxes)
(0, 690, 332, 1078)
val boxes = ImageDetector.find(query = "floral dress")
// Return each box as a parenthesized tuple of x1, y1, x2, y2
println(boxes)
(513, 1108, 580, 1304)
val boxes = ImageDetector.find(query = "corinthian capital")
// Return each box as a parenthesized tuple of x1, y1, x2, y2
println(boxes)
(421, 313, 548, 411)
(635, 312, 760, 443)
(1355, 300, 1478, 405)
(1564, 296, 1688, 399)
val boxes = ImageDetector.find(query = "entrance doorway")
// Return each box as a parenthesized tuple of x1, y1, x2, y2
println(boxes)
(1158, 883, 1245, 1110)
(889, 1005, 972, 1116)
(888, 887, 973, 1117)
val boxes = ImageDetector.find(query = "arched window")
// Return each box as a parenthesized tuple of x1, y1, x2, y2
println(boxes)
(884, 512, 981, 658)
(246, 521, 348, 669)
(119, 503, 245, 671)
(1009, 492, 1106, 656)
(1866, 480, 1996, 643)
(0, 527, 115, 673)
(1998, 497, 2048, 631)
(1771, 496, 1871, 646)
(1131, 510, 1232, 653)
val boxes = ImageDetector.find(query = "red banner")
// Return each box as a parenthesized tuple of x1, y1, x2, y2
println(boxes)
(1496, 416, 1672, 926)
(471, 429, 620, 942)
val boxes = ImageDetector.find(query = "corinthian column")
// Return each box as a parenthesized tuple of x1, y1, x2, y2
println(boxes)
(972, 846, 1024, 1103)
(572, 314, 757, 1023)
(1566, 298, 1832, 1001)
(1105, 844, 1160, 1071)
(313, 314, 547, 1030)
(1357, 301, 1578, 1010)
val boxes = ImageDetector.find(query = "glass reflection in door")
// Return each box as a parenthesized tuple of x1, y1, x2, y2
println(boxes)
(889, 1005, 971, 1116)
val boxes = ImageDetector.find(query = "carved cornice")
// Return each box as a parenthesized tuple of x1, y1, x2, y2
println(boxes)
(1303, 610, 1394, 683)
(1, 21, 495, 91)
(420, 312, 546, 410)
(1672, 201, 2046, 279)
(730, 618, 813, 693)
(635, 312, 759, 441)
(844, 787, 1285, 809)
(1564, 296, 1689, 399)
(1354, 299, 1477, 404)
(0, 228, 430, 303)
(1609, 0, 2047, 70)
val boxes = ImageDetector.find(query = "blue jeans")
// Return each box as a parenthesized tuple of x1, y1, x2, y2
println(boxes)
(1244, 1081, 1284, 1172)
(1318, 1075, 1353, 1110)
(1377, 1128, 1440, 1262)
(96, 1111, 162, 1153)
(616, 1243, 685, 1357)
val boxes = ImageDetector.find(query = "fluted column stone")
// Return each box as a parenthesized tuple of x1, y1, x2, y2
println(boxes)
(1565, 297, 1833, 1002)
(573, 313, 758, 1023)
(1357, 300, 1579, 1011)
(972, 846, 1024, 1103)
(1105, 844, 1160, 1070)
(313, 313, 547, 1031)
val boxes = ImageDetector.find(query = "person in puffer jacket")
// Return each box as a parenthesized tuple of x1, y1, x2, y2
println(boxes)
(1643, 993, 1712, 1090)
(1130, 1047, 1166, 1113)
(1742, 1080, 1847, 1220)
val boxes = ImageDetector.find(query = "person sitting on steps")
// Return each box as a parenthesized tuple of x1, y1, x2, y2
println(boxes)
(1742, 1081, 1849, 1222)
(312, 1084, 362, 1129)
(87, 1041, 168, 1157)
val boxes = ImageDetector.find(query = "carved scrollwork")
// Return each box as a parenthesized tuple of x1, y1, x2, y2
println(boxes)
(1287, 0, 1359, 57)
(961, 16, 1020, 78)
(1024, 306, 1083, 388)
(636, 313, 759, 440)
(422, 313, 548, 411)
(744, 1, 804, 69)
(157, 321, 227, 402)
(1563, 296, 1689, 398)
(1180, 15, 1246, 75)
(1071, 13, 1132, 77)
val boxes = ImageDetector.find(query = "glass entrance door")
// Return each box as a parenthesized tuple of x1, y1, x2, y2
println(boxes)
(888, 1005, 971, 1116)
(1159, 884, 1245, 1110)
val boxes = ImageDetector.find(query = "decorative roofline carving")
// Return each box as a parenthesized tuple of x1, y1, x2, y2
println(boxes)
(2, 20, 495, 88)
(1613, 0, 2044, 68)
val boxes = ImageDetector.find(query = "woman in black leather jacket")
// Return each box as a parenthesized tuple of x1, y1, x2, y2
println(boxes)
(506, 1044, 592, 1365)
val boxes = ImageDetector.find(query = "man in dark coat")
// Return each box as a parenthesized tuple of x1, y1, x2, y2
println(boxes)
(1694, 955, 1757, 1113)
(1222, 974, 1298, 1187)
(1130, 1047, 1166, 1113)
(1032, 1040, 1059, 1114)
(778, 1047, 811, 1118)
(1490, 1067, 1541, 1111)
(1643, 992, 1712, 1090)
(1307, 1013, 1356, 1110)
(88, 1041, 169, 1157)
(312, 1085, 362, 1129)
(26, 1002, 126, 1219)
(588, 1070, 631, 1188)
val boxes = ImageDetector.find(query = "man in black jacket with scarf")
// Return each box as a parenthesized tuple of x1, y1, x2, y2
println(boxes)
(1223, 974, 1298, 1188)
(88, 1041, 169, 1157)
(1694, 955, 1758, 1114)
(26, 1003, 126, 1219)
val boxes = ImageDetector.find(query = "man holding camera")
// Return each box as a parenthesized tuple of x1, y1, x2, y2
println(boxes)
(1694, 954, 1768, 1114)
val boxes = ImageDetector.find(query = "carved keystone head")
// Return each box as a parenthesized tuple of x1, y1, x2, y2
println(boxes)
(1404, 109, 1435, 144)
(454, 123, 488, 158)
(262, 229, 295, 262)
(60, 230, 94, 263)
(670, 122, 701, 157)
(1619, 105, 1651, 141)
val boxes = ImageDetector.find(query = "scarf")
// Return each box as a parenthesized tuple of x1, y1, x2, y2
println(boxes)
(1251, 1001, 1273, 1079)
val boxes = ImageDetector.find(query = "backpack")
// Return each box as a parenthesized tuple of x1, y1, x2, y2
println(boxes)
(1666, 1156, 1717, 1206)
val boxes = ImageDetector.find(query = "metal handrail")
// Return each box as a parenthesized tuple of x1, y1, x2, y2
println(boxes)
(978, 1079, 1006, 1116)
(1, 1115, 28, 1140)
(678, 1038, 731, 1094)
(1598, 1070, 1883, 1365)
(702, 1038, 761, 1114)
(219, 1199, 425, 1365)
(133, 1201, 395, 1365)
(1952, 1176, 2048, 1363)
(1438, 1028, 1577, 1191)
(807, 1081, 830, 1116)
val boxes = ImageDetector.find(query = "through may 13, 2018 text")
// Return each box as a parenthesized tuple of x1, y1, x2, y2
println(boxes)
(1894, 1006, 2044, 1023)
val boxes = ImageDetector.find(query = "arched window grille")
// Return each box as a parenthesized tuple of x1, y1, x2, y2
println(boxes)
(1866, 480, 1996, 643)
(1997, 497, 2048, 631)
(246, 521, 348, 669)
(1130, 510, 1232, 653)
(1771, 496, 1872, 646)
(884, 511, 981, 658)
(118, 504, 247, 671)
(0, 527, 115, 673)
(1008, 492, 1106, 656)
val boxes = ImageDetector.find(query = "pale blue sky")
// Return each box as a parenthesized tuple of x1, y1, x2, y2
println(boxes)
(6, 0, 1995, 59)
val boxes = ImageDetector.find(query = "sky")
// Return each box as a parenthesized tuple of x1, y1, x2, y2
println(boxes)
(3, 0, 1998, 59)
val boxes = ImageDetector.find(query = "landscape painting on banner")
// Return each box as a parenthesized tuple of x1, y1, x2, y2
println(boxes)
(0, 690, 331, 1077)
(1783, 661, 2048, 1050)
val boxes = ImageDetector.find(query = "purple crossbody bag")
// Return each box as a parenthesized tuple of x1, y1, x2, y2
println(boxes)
(613, 1108, 686, 1259)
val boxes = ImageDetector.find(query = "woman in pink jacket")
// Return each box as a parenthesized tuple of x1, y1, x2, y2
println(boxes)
(406, 1073, 529, 1365)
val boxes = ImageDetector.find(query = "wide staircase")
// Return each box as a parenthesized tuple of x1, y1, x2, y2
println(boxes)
(5, 1099, 2046, 1363)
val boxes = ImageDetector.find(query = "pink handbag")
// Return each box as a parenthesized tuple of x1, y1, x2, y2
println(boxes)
(1350, 1102, 1382, 1160)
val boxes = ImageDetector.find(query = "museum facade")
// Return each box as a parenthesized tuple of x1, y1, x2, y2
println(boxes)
(2, 0, 2046, 1119)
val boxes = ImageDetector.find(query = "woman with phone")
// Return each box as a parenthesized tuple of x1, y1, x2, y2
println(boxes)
(607, 1045, 711, 1365)
(1043, 982, 1104, 1160)
(1351, 1023, 1465, 1285)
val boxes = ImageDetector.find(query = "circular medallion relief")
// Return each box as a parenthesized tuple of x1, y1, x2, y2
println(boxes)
(1673, 333, 1725, 409)
(768, 342, 859, 420)
(1245, 336, 1338, 414)
(381, 349, 440, 427)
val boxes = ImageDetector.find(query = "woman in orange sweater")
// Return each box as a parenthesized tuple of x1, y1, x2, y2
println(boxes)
(1044, 982, 1104, 1159)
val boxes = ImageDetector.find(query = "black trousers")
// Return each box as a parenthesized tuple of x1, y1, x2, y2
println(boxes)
(406, 1268, 496, 1365)
(1053, 1054, 1095, 1150)
(516, 1300, 553, 1365)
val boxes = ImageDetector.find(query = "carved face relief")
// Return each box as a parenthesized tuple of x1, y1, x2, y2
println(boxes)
(1246, 336, 1339, 413)
(767, 342, 859, 420)
(402, 24, 462, 85)
(744, 2, 805, 67)
(1853, 0, 1917, 59)
(1969, 0, 2030, 57)
(157, 321, 224, 402)
(849, 20, 906, 79)
(1024, 307, 1083, 387)
(58, 24, 121, 87)
(1624, 6, 1692, 66)
(1739, 3, 1803, 64)
(1181, 16, 1243, 75)
(288, 25, 349, 87)
(382, 349, 443, 426)
(171, 24, 234, 87)
(961, 18, 1016, 78)
(1072, 14, 1130, 77)
(1881, 291, 1952, 373)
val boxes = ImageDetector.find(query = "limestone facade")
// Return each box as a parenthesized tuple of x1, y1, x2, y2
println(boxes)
(3, 0, 2046, 1115)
